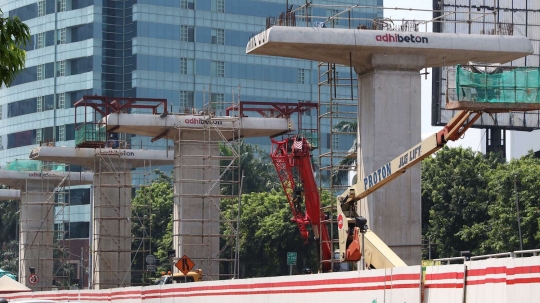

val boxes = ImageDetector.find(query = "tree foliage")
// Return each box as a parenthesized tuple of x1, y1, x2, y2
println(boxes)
(220, 189, 333, 277)
(220, 141, 280, 194)
(0, 10, 30, 87)
(479, 152, 540, 253)
(131, 170, 174, 282)
(0, 184, 19, 275)
(422, 147, 540, 259)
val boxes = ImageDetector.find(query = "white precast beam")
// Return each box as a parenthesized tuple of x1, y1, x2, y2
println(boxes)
(246, 27, 533, 68)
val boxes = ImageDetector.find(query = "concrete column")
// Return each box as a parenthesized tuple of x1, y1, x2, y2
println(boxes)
(19, 180, 54, 290)
(92, 159, 132, 289)
(356, 54, 424, 266)
(173, 139, 220, 280)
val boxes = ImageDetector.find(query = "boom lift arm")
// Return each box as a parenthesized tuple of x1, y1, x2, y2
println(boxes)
(336, 110, 483, 266)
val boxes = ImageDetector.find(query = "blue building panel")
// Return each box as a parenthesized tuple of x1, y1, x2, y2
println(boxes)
(0, 0, 381, 173)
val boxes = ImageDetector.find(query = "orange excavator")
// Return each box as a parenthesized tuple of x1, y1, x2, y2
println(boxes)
(270, 135, 332, 272)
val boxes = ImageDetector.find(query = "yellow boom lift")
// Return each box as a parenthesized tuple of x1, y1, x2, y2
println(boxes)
(337, 109, 501, 269)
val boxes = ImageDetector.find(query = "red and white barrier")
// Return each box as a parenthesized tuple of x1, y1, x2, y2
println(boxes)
(465, 258, 507, 303)
(3, 256, 540, 303)
(506, 255, 540, 303)
(3, 267, 421, 303)
(423, 264, 465, 303)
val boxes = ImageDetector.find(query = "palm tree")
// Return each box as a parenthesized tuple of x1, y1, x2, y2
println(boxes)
(0, 10, 30, 87)
(331, 121, 357, 186)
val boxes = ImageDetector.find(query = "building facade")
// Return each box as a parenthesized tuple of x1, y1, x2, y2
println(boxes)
(0, 0, 383, 163)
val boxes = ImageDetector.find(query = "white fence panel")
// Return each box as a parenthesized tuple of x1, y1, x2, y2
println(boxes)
(506, 256, 540, 303)
(465, 258, 507, 303)
(385, 265, 421, 303)
(424, 264, 465, 303)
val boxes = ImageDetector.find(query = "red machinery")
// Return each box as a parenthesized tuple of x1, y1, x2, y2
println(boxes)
(270, 135, 332, 272)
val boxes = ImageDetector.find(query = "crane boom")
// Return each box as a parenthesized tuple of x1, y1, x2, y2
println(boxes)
(270, 136, 332, 272)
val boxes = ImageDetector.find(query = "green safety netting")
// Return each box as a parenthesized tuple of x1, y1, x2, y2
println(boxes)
(0, 268, 17, 280)
(6, 159, 42, 171)
(6, 159, 65, 172)
(75, 123, 106, 146)
(456, 65, 540, 103)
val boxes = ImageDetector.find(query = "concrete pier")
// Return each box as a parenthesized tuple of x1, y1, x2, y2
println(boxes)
(0, 170, 93, 290)
(30, 147, 174, 288)
(246, 27, 533, 265)
(100, 113, 291, 279)
(356, 54, 424, 263)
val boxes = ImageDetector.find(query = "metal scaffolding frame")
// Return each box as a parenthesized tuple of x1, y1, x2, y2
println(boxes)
(10, 160, 79, 291)
(172, 90, 241, 281)
(90, 148, 157, 288)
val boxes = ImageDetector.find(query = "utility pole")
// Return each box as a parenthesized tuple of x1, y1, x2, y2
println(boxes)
(514, 178, 523, 251)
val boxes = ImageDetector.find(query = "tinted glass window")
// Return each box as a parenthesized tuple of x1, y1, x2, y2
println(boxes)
(70, 57, 93, 75)
(71, 24, 94, 42)
(9, 4, 37, 22)
(72, 0, 94, 10)
(10, 66, 37, 86)
(7, 97, 37, 118)
(7, 130, 35, 149)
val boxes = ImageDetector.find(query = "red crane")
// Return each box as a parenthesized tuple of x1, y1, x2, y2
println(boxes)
(270, 135, 332, 272)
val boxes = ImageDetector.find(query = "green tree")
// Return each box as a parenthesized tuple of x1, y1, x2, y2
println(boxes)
(131, 170, 174, 283)
(421, 146, 500, 258)
(478, 152, 540, 253)
(220, 141, 279, 194)
(221, 189, 333, 277)
(0, 184, 19, 276)
(0, 10, 30, 87)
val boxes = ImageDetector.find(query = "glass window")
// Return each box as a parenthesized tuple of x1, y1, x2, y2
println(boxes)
(181, 0, 195, 9)
(37, 64, 45, 80)
(59, 125, 66, 141)
(328, 9, 340, 26)
(57, 60, 66, 76)
(35, 129, 42, 144)
(38, 1, 45, 17)
(211, 61, 224, 77)
(37, 32, 45, 48)
(211, 28, 224, 45)
(180, 90, 194, 108)
(180, 58, 188, 74)
(211, 93, 224, 110)
(297, 68, 305, 84)
(7, 130, 35, 149)
(181, 25, 194, 42)
(45, 30, 55, 46)
(58, 0, 67, 12)
(55, 223, 65, 240)
(58, 28, 66, 44)
(37, 96, 43, 112)
(58, 93, 65, 109)
(213, 0, 225, 13)
(9, 3, 38, 22)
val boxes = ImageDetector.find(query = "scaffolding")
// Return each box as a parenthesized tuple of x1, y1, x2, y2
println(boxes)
(5, 159, 82, 291)
(173, 90, 241, 281)
(433, 0, 540, 131)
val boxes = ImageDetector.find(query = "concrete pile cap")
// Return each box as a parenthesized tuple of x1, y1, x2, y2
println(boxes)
(246, 27, 533, 68)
